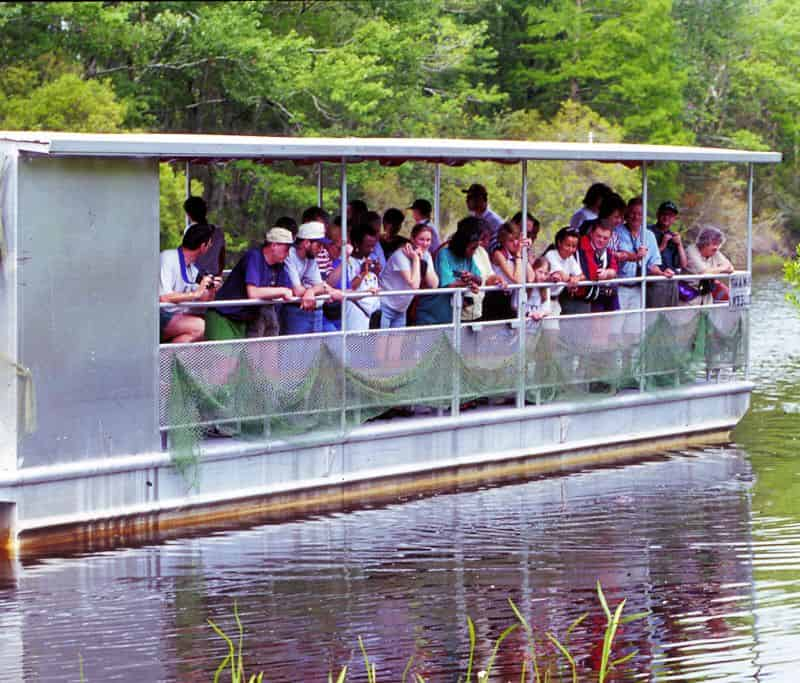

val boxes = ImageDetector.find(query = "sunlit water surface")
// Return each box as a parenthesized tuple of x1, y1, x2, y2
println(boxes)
(1, 275, 799, 682)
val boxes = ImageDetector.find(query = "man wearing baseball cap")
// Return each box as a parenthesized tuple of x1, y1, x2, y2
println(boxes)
(648, 200, 687, 308)
(650, 201, 687, 273)
(408, 198, 441, 253)
(205, 226, 296, 340)
(463, 183, 503, 246)
(282, 221, 343, 334)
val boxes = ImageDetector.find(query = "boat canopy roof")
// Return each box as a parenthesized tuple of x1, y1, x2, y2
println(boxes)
(0, 131, 782, 165)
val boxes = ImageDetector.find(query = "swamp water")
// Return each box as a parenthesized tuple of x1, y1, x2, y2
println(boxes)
(1, 274, 799, 682)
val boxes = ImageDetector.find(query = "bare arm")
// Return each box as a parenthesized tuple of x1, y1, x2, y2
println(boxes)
(245, 283, 293, 301)
(160, 276, 214, 303)
(492, 250, 517, 282)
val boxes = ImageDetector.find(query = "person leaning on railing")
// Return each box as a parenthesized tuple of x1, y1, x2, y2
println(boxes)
(281, 221, 344, 335)
(613, 197, 674, 312)
(487, 223, 534, 320)
(685, 226, 735, 303)
(327, 222, 382, 331)
(379, 222, 438, 328)
(543, 227, 583, 317)
(203, 227, 296, 341)
(414, 216, 481, 326)
(563, 221, 619, 314)
(648, 200, 686, 307)
(159, 223, 220, 344)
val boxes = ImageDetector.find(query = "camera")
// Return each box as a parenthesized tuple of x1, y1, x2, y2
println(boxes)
(196, 271, 216, 289)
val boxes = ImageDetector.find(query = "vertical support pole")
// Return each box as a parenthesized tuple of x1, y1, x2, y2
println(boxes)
(745, 163, 754, 380)
(317, 162, 324, 207)
(434, 163, 441, 233)
(639, 162, 648, 393)
(516, 160, 529, 408)
(185, 161, 191, 230)
(746, 164, 754, 274)
(451, 290, 463, 417)
(339, 159, 348, 434)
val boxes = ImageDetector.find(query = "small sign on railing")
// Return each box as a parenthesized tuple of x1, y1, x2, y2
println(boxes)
(729, 273, 752, 310)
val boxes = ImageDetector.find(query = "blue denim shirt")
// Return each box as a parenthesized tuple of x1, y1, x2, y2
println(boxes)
(613, 225, 662, 279)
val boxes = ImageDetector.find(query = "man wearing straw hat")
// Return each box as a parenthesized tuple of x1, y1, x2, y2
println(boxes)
(205, 226, 296, 340)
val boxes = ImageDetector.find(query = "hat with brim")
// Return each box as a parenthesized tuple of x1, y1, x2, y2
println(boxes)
(264, 227, 294, 244)
(657, 200, 679, 215)
(296, 221, 326, 240)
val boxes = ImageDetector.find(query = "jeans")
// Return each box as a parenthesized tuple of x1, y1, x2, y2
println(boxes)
(380, 302, 407, 329)
(280, 305, 323, 335)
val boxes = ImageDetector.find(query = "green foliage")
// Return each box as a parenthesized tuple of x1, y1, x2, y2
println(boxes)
(159, 164, 204, 251)
(0, 0, 794, 253)
(784, 244, 800, 309)
(0, 71, 126, 132)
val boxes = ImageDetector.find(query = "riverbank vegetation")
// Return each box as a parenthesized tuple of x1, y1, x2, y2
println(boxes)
(207, 583, 647, 682)
(0, 2, 798, 256)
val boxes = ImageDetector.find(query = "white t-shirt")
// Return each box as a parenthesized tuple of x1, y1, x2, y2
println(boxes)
(159, 248, 199, 313)
(569, 207, 597, 231)
(379, 248, 435, 313)
(545, 249, 583, 297)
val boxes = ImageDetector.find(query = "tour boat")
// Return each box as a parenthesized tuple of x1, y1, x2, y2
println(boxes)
(0, 132, 780, 555)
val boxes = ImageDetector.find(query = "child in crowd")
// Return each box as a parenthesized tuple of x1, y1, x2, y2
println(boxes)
(526, 257, 552, 322)
(544, 227, 583, 316)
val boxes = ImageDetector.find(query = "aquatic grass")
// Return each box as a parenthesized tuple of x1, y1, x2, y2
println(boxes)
(205, 583, 649, 682)
(208, 601, 263, 683)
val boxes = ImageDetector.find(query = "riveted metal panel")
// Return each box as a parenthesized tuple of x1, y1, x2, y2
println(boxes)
(16, 156, 160, 467)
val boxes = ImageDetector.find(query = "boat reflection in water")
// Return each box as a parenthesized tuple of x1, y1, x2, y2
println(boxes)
(0, 446, 757, 681)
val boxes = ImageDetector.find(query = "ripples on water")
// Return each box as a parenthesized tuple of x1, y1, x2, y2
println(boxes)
(2, 275, 800, 682)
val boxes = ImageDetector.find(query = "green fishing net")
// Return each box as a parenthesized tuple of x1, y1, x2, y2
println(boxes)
(160, 307, 746, 466)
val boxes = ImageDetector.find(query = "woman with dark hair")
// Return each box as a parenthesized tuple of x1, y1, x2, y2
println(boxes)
(381, 207, 408, 260)
(569, 182, 612, 231)
(544, 227, 583, 317)
(414, 217, 482, 326)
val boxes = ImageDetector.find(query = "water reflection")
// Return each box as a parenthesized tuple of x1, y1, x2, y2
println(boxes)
(0, 274, 799, 682)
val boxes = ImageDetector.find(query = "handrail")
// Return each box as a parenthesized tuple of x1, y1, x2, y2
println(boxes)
(162, 270, 744, 309)
(159, 300, 731, 350)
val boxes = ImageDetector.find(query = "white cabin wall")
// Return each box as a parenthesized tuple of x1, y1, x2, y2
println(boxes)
(0, 151, 19, 473)
(16, 156, 161, 467)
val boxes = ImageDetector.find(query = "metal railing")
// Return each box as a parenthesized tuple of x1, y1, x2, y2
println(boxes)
(158, 271, 748, 441)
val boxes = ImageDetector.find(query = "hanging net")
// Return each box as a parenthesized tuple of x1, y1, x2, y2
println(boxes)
(159, 307, 746, 466)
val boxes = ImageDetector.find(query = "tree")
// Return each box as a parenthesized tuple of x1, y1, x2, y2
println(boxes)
(0, 70, 126, 132)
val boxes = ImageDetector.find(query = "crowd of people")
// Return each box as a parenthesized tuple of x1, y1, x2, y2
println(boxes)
(159, 183, 736, 344)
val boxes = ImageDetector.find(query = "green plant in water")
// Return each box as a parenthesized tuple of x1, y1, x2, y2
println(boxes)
(206, 583, 648, 682)
(208, 601, 262, 683)
(508, 582, 647, 682)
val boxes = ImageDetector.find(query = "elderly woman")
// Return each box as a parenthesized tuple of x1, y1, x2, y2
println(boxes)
(685, 227, 734, 302)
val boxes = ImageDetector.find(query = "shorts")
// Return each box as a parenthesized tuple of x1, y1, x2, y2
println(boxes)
(160, 309, 176, 339)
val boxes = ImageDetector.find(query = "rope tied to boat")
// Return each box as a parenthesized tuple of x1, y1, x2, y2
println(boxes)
(1, 353, 36, 434)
